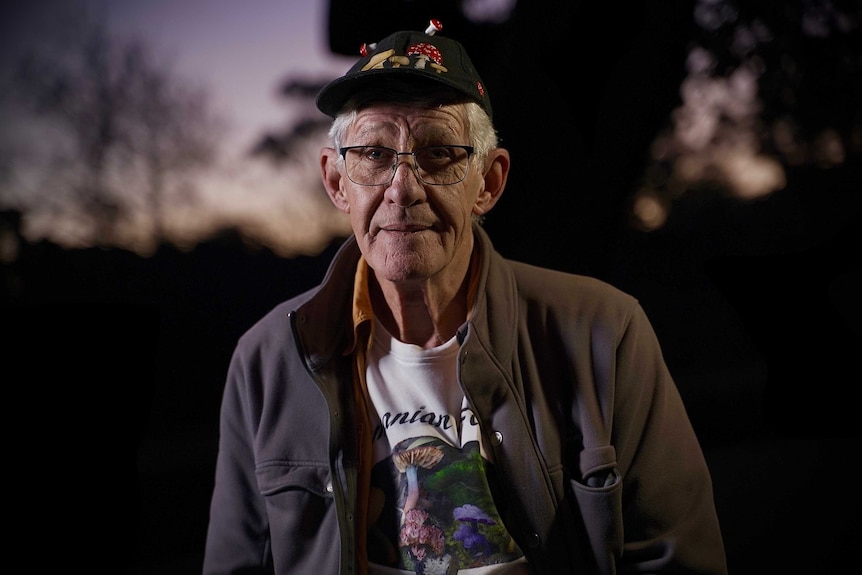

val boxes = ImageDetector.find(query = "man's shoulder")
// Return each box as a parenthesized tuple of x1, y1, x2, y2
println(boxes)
(506, 259, 635, 304)
(236, 286, 320, 348)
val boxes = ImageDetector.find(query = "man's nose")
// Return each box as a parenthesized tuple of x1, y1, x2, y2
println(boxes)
(391, 155, 420, 183)
(386, 157, 425, 207)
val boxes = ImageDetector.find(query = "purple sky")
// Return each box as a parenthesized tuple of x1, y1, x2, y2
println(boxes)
(0, 1, 360, 255)
(1, 0, 353, 154)
(105, 0, 353, 152)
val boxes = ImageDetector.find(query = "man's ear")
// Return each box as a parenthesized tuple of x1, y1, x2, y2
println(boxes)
(473, 148, 510, 217)
(321, 147, 350, 213)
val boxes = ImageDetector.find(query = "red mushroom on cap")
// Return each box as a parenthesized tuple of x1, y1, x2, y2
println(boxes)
(407, 42, 443, 72)
(425, 19, 443, 35)
(359, 42, 377, 56)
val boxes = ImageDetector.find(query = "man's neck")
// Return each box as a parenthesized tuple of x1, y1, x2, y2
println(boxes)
(370, 261, 471, 348)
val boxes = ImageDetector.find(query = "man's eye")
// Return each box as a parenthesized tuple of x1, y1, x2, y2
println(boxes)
(425, 147, 451, 160)
(364, 148, 391, 161)
(418, 147, 457, 164)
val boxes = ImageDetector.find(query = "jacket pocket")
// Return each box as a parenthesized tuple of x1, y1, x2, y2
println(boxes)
(255, 461, 341, 572)
(256, 461, 331, 496)
(568, 445, 623, 574)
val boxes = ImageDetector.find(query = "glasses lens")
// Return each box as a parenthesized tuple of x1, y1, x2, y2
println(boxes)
(415, 146, 470, 185)
(343, 146, 470, 186)
(344, 147, 397, 186)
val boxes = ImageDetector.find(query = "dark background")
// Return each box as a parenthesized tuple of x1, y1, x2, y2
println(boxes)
(3, 1, 861, 573)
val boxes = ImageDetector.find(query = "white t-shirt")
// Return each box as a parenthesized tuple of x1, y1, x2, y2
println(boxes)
(365, 320, 529, 575)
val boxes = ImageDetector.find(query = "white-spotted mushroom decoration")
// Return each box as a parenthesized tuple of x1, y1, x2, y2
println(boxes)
(407, 42, 447, 73)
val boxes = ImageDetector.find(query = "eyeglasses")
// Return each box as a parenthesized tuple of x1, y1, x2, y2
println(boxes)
(339, 145, 474, 186)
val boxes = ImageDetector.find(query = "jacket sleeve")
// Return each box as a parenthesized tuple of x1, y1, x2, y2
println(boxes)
(203, 345, 274, 574)
(610, 302, 727, 574)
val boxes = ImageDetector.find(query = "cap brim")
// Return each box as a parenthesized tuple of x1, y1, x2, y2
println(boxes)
(316, 68, 485, 118)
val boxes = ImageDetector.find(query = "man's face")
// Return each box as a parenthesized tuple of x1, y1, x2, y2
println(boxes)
(335, 102, 484, 285)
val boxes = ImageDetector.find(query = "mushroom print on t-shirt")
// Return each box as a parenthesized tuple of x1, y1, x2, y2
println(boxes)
(365, 321, 526, 574)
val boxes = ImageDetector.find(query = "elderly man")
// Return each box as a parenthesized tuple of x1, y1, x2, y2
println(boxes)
(203, 26, 727, 575)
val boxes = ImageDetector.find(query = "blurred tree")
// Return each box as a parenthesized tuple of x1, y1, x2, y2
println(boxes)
(251, 78, 331, 169)
(2, 7, 223, 255)
(630, 0, 862, 233)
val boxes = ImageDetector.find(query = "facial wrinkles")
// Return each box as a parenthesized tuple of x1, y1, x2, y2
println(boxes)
(343, 104, 475, 281)
(347, 106, 465, 229)
(347, 104, 466, 150)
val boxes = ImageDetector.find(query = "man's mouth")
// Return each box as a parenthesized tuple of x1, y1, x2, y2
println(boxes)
(381, 223, 429, 233)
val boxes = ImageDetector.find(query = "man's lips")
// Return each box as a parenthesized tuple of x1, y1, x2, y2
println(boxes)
(379, 223, 430, 233)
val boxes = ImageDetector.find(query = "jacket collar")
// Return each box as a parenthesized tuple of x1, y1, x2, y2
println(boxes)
(292, 236, 363, 371)
(461, 224, 517, 369)
(293, 224, 518, 371)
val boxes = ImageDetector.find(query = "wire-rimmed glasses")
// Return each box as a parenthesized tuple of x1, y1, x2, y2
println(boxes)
(339, 145, 474, 186)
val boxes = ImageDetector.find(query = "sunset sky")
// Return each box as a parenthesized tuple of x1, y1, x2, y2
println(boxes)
(103, 0, 354, 153)
(0, 1, 519, 256)
(1, 1, 856, 259)
(1, 0, 358, 255)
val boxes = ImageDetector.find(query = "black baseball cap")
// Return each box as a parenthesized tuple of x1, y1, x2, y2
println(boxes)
(315, 27, 492, 119)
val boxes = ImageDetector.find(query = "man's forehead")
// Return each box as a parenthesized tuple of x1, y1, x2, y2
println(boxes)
(350, 104, 466, 138)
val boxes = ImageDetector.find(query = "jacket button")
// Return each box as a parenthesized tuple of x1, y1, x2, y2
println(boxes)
(491, 431, 503, 446)
(325, 482, 333, 493)
(526, 533, 540, 548)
